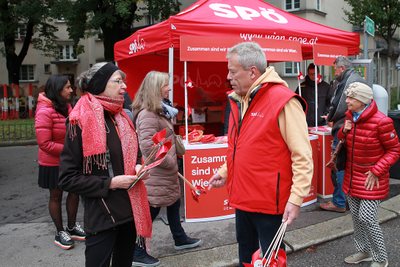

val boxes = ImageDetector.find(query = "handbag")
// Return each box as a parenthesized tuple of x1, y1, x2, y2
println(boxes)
(326, 138, 346, 171)
(243, 222, 288, 267)
(175, 134, 186, 156)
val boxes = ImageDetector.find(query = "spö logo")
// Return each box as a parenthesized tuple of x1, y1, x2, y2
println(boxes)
(209, 3, 288, 24)
(128, 36, 146, 55)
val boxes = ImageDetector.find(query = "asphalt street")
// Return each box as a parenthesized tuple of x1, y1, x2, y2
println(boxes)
(1, 145, 400, 267)
(288, 216, 400, 267)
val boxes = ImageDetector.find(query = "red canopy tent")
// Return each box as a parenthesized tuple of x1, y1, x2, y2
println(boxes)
(114, 0, 360, 107)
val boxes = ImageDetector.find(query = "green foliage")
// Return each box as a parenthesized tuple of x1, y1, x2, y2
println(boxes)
(344, 0, 400, 42)
(0, 0, 61, 83)
(0, 0, 59, 54)
(144, 0, 181, 22)
(390, 86, 400, 110)
(0, 119, 35, 141)
(59, 0, 181, 60)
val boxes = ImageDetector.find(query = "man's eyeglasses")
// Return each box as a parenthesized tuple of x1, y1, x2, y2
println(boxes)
(110, 79, 126, 85)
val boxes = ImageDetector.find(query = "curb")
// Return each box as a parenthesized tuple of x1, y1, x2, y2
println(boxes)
(0, 140, 36, 147)
(159, 195, 400, 267)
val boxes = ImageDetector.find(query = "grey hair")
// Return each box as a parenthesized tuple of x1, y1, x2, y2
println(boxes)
(333, 56, 351, 69)
(76, 62, 126, 92)
(227, 42, 267, 72)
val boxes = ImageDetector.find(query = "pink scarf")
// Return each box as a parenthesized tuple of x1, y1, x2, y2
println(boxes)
(69, 93, 152, 239)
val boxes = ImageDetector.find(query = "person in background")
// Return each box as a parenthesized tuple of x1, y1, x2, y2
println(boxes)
(295, 63, 334, 127)
(59, 62, 152, 267)
(131, 71, 201, 267)
(339, 82, 399, 267)
(123, 92, 134, 120)
(320, 56, 368, 213)
(208, 42, 313, 266)
(35, 74, 85, 250)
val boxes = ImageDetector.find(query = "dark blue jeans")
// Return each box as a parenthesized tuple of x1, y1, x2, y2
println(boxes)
(331, 135, 346, 208)
(150, 199, 186, 243)
(235, 209, 284, 267)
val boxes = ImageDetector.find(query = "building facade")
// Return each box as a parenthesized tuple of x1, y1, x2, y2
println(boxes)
(1, 0, 399, 104)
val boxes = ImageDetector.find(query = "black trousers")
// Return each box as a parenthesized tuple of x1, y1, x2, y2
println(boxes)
(150, 199, 186, 242)
(235, 209, 283, 267)
(85, 221, 136, 267)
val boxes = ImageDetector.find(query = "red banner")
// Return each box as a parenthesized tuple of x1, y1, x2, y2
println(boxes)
(313, 44, 348, 66)
(183, 144, 234, 222)
(180, 36, 303, 62)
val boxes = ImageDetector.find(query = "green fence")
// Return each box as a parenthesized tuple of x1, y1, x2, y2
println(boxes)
(0, 119, 35, 142)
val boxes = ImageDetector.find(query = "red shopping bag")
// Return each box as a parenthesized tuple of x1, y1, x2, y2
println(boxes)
(243, 222, 287, 267)
(243, 248, 287, 267)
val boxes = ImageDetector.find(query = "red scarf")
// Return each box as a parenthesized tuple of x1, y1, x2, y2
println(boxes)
(69, 93, 152, 239)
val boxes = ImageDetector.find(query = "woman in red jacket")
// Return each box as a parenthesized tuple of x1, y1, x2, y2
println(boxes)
(338, 82, 399, 267)
(35, 75, 85, 250)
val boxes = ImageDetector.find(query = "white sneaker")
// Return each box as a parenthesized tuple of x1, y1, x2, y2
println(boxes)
(344, 252, 372, 264)
(370, 260, 389, 267)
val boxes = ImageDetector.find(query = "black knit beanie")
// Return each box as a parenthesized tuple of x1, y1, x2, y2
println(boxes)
(86, 62, 119, 95)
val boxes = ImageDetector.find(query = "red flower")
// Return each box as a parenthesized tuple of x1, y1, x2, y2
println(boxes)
(191, 185, 207, 202)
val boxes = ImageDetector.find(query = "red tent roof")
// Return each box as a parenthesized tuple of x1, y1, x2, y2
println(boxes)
(114, 0, 359, 62)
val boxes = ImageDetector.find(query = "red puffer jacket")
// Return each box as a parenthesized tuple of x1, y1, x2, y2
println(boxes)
(35, 93, 71, 166)
(338, 100, 400, 200)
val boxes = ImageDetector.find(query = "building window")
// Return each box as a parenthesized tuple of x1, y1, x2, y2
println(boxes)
(285, 0, 300, 11)
(20, 65, 35, 81)
(284, 62, 298, 76)
(44, 64, 51, 74)
(316, 0, 321, 11)
(145, 13, 155, 25)
(58, 44, 76, 60)
(15, 24, 27, 40)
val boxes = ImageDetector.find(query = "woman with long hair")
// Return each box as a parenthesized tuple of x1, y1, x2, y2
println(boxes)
(59, 62, 152, 267)
(35, 75, 85, 250)
(131, 71, 201, 267)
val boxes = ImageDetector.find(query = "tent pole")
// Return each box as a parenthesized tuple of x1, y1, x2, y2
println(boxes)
(184, 61, 189, 144)
(314, 64, 318, 128)
(297, 62, 302, 96)
(168, 47, 174, 103)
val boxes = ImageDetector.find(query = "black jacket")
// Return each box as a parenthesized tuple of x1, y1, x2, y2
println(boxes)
(295, 76, 334, 126)
(59, 112, 135, 234)
(327, 69, 367, 170)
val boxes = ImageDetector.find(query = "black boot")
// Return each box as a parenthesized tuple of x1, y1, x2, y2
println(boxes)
(132, 243, 160, 267)
(174, 236, 202, 250)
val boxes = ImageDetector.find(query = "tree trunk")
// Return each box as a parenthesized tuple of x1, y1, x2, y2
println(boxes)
(101, 23, 135, 62)
(4, 20, 35, 85)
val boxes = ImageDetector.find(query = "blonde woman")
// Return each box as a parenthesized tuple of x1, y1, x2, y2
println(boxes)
(131, 71, 201, 267)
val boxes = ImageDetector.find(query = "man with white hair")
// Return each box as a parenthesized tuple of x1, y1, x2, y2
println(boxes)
(338, 82, 399, 267)
(208, 42, 313, 266)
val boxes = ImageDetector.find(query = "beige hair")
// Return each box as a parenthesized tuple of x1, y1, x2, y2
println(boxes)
(132, 71, 169, 113)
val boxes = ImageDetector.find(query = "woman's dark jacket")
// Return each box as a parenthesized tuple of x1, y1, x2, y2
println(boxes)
(59, 112, 136, 234)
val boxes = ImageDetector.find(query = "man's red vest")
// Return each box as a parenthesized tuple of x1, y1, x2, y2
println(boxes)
(226, 83, 306, 214)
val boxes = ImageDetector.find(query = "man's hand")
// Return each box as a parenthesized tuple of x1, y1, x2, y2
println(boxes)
(365, 171, 379, 190)
(208, 173, 226, 190)
(282, 202, 301, 225)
